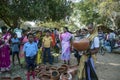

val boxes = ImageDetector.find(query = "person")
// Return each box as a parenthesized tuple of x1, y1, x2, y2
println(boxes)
(98, 27, 104, 41)
(0, 26, 11, 72)
(104, 39, 111, 53)
(14, 25, 22, 39)
(35, 31, 41, 44)
(0, 33, 3, 72)
(42, 30, 53, 65)
(78, 24, 99, 80)
(109, 31, 116, 52)
(60, 27, 72, 65)
(36, 31, 43, 65)
(51, 30, 56, 48)
(37, 31, 43, 48)
(23, 33, 38, 80)
(20, 30, 28, 50)
(73, 30, 81, 65)
(11, 33, 21, 66)
(20, 30, 28, 65)
(98, 28, 105, 54)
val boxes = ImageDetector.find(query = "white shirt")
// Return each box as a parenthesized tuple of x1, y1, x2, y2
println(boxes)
(90, 37, 99, 49)
(14, 28, 22, 38)
(109, 32, 115, 39)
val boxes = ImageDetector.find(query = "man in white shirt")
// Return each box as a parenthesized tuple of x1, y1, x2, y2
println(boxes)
(14, 26, 22, 39)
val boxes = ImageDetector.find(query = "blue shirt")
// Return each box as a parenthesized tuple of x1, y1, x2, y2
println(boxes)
(23, 42, 38, 57)
(11, 38, 20, 52)
(98, 32, 104, 40)
(104, 40, 110, 46)
(109, 32, 115, 40)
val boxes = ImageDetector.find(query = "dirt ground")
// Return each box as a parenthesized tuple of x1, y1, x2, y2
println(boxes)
(0, 53, 120, 80)
(96, 53, 120, 80)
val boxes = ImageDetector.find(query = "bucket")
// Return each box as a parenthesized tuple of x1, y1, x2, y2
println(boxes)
(51, 70, 60, 80)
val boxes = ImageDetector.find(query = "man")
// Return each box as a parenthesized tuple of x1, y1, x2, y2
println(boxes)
(14, 25, 22, 39)
(109, 31, 116, 52)
(98, 28, 105, 54)
(78, 23, 99, 80)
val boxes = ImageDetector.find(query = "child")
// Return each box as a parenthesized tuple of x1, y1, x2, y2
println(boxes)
(23, 33, 38, 80)
(11, 33, 21, 65)
(42, 30, 53, 65)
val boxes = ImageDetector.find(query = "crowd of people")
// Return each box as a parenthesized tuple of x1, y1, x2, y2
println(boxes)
(0, 24, 119, 80)
(98, 28, 120, 53)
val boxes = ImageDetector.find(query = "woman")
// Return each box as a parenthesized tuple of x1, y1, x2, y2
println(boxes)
(36, 31, 43, 65)
(74, 30, 81, 65)
(78, 24, 99, 80)
(51, 30, 56, 47)
(0, 26, 11, 72)
(20, 30, 28, 66)
(74, 29, 88, 66)
(60, 27, 72, 65)
(11, 33, 21, 65)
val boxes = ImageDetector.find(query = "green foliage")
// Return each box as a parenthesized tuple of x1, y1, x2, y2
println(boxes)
(0, 0, 72, 27)
(75, 0, 100, 25)
(73, 0, 120, 29)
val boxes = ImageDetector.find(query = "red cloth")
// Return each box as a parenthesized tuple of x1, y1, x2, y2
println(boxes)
(51, 33, 56, 47)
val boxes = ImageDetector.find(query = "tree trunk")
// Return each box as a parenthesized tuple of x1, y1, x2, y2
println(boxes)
(0, 17, 12, 27)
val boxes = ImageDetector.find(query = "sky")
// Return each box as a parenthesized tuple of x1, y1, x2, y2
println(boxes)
(67, 0, 81, 3)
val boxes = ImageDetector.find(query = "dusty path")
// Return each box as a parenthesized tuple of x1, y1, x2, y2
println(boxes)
(0, 53, 120, 80)
(96, 53, 120, 80)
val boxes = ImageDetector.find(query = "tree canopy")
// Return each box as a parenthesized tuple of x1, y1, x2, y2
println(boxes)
(71, 0, 120, 29)
(0, 0, 72, 27)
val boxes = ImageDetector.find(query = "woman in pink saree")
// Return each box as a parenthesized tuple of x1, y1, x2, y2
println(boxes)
(0, 26, 11, 72)
(60, 27, 72, 65)
(20, 30, 28, 65)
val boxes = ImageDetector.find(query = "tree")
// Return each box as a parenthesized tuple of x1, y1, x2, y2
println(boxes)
(75, 0, 101, 25)
(0, 0, 72, 27)
(98, 0, 120, 29)
(74, 0, 120, 29)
